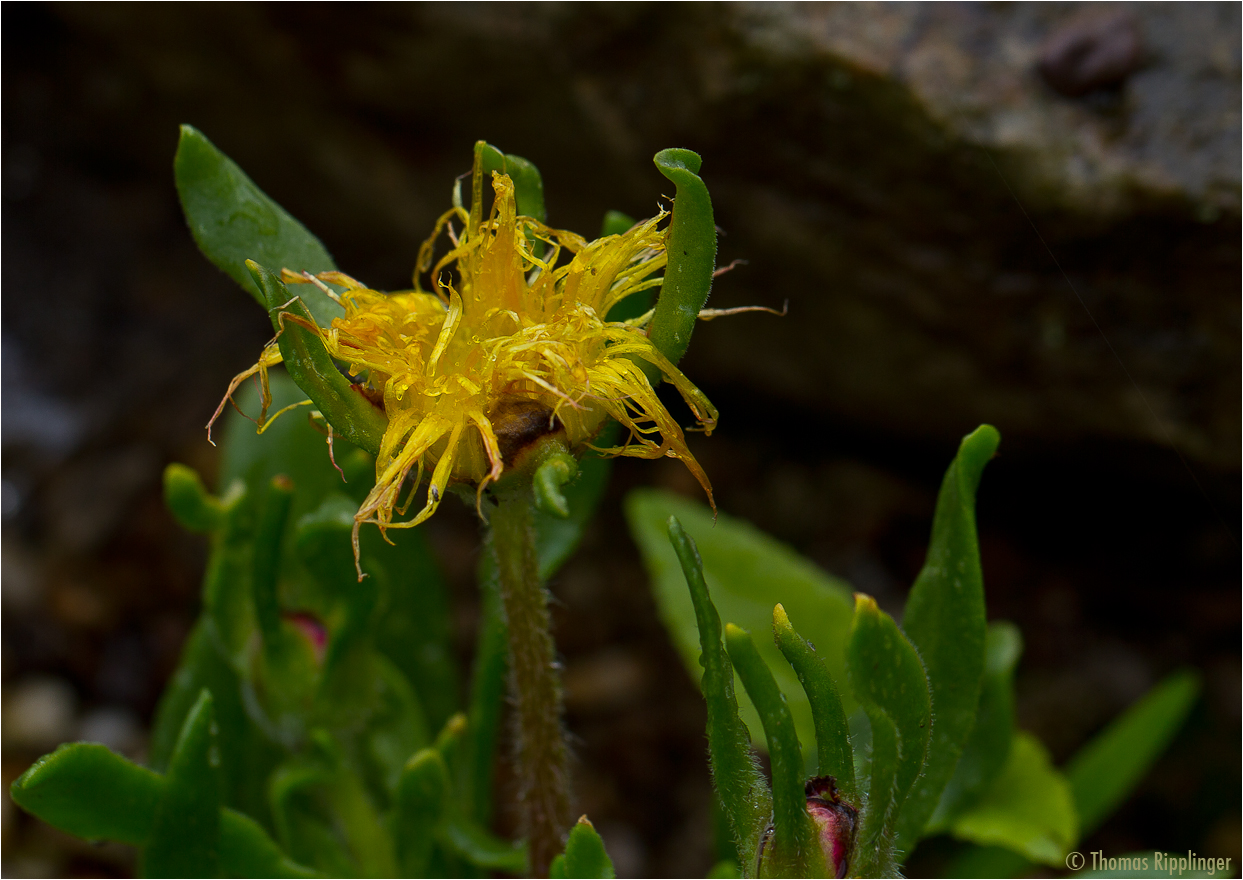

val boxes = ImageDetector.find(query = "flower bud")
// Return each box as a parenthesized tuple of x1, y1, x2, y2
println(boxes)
(805, 776, 858, 879)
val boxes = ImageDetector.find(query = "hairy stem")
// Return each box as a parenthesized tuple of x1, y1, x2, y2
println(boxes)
(491, 491, 570, 876)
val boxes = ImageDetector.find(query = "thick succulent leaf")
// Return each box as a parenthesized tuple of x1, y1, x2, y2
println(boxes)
(10, 741, 315, 877)
(950, 731, 1077, 867)
(773, 603, 856, 802)
(648, 149, 716, 367)
(10, 743, 163, 845)
(846, 595, 932, 878)
(248, 261, 386, 456)
(164, 463, 224, 532)
(142, 690, 222, 877)
(1065, 669, 1200, 836)
(894, 424, 999, 855)
(725, 625, 823, 878)
(175, 124, 342, 328)
(394, 749, 450, 877)
(665, 516, 771, 871)
(549, 816, 616, 879)
(625, 489, 855, 770)
(928, 622, 1022, 832)
(438, 817, 529, 874)
(148, 621, 284, 824)
(218, 809, 320, 878)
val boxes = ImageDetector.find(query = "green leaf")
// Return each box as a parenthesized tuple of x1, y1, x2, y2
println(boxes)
(772, 603, 856, 803)
(950, 731, 1077, 867)
(894, 424, 999, 856)
(664, 515, 771, 869)
(437, 817, 529, 874)
(143, 690, 222, 877)
(148, 622, 284, 825)
(625, 489, 856, 765)
(477, 141, 547, 223)
(394, 749, 450, 877)
(219, 809, 320, 878)
(247, 260, 386, 457)
(10, 741, 316, 878)
(10, 743, 163, 845)
(725, 625, 823, 878)
(175, 124, 342, 328)
(846, 595, 932, 878)
(535, 443, 614, 582)
(551, 816, 615, 879)
(164, 463, 224, 532)
(928, 622, 1022, 832)
(253, 475, 295, 644)
(1065, 669, 1201, 836)
(649, 149, 716, 367)
(533, 452, 579, 519)
(463, 556, 509, 828)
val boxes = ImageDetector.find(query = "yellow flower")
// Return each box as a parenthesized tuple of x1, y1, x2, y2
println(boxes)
(219, 157, 717, 567)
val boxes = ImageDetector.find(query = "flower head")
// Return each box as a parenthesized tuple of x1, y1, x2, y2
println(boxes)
(221, 151, 718, 569)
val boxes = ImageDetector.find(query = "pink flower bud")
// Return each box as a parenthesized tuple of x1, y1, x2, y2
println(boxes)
(805, 776, 858, 879)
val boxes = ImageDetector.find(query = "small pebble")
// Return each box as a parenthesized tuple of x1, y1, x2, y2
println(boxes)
(1038, 12, 1143, 97)
(3, 676, 77, 750)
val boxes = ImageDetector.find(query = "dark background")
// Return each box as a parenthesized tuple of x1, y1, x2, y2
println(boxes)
(2, 3, 1238, 877)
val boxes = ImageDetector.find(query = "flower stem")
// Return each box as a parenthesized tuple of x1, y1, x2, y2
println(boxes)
(491, 490, 570, 876)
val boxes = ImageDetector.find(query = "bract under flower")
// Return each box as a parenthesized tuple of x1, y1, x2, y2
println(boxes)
(218, 154, 718, 574)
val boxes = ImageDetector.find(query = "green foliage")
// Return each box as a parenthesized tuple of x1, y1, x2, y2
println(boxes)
(665, 515, 773, 870)
(893, 425, 997, 857)
(174, 125, 341, 328)
(772, 604, 856, 800)
(626, 489, 856, 767)
(550, 816, 616, 879)
(143, 690, 223, 876)
(632, 426, 1202, 878)
(1065, 669, 1200, 836)
(949, 731, 1077, 866)
(726, 624, 825, 878)
(847, 596, 932, 877)
(648, 149, 717, 367)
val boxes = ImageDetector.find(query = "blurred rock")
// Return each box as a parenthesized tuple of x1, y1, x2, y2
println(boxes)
(77, 705, 144, 759)
(3, 676, 76, 751)
(6, 2, 1235, 476)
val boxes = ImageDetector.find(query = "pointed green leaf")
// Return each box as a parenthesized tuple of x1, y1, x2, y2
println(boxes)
(894, 424, 999, 856)
(649, 149, 716, 367)
(394, 749, 450, 877)
(773, 603, 856, 803)
(626, 489, 856, 767)
(1066, 669, 1200, 836)
(10, 743, 163, 845)
(142, 690, 221, 877)
(554, 816, 616, 879)
(725, 624, 823, 878)
(847, 595, 932, 876)
(148, 621, 284, 824)
(928, 622, 1022, 832)
(664, 515, 771, 868)
(247, 260, 386, 456)
(175, 125, 341, 328)
(950, 731, 1077, 867)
